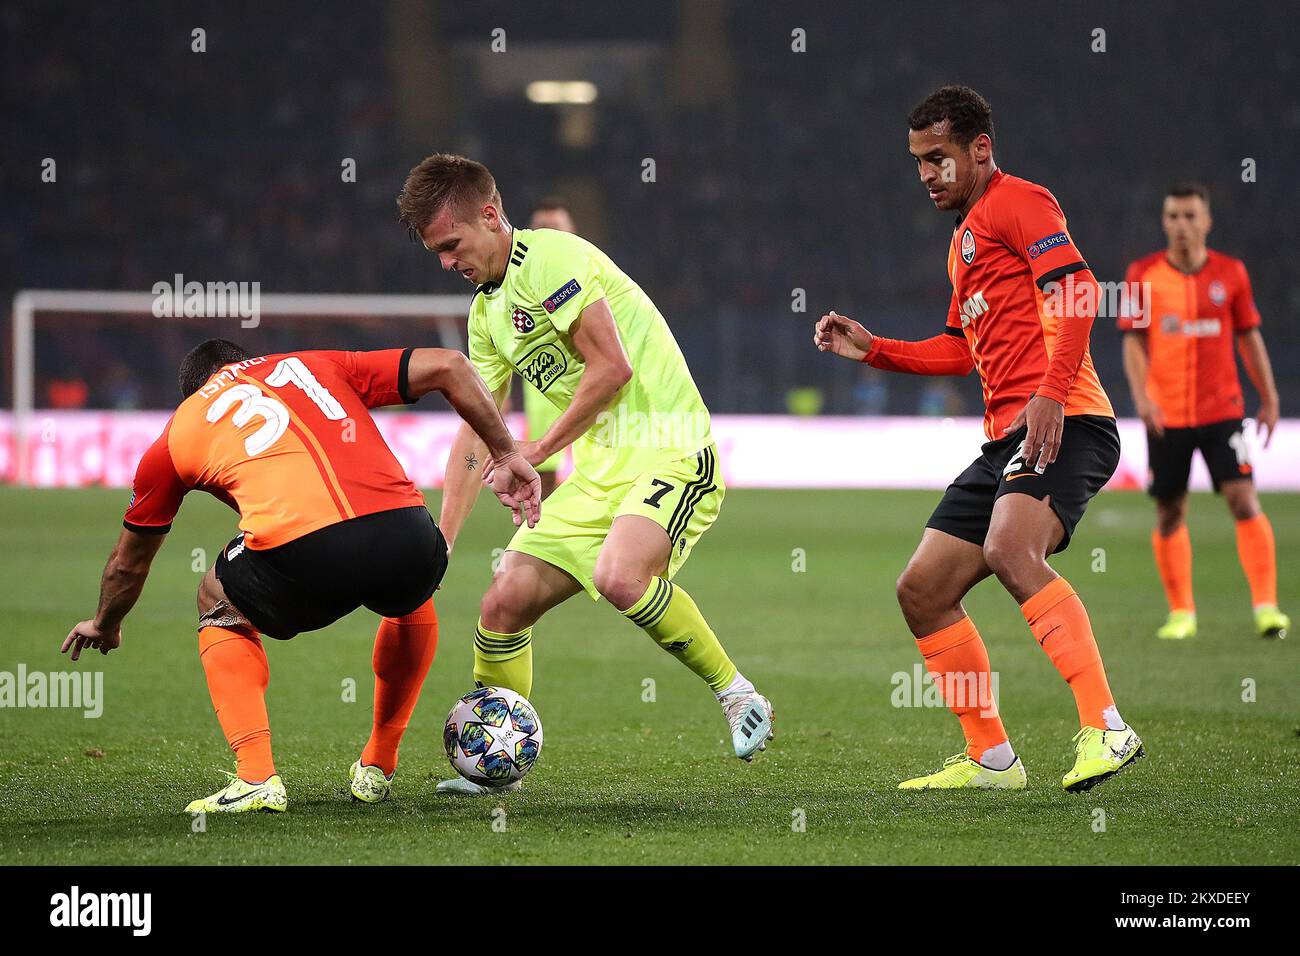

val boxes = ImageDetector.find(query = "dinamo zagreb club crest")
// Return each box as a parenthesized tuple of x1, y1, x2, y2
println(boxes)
(512, 307, 535, 334)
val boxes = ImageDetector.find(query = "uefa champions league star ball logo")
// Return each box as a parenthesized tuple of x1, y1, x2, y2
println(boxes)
(960, 228, 976, 265)
(444, 687, 544, 786)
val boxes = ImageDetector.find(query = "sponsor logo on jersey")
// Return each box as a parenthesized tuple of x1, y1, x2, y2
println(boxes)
(1026, 230, 1070, 259)
(1161, 314, 1222, 337)
(960, 290, 989, 327)
(519, 343, 567, 392)
(511, 307, 535, 334)
(1208, 280, 1227, 305)
(960, 229, 976, 265)
(542, 278, 582, 314)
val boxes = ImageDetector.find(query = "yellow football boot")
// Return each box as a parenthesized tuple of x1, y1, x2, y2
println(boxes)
(1062, 725, 1144, 792)
(1254, 605, 1290, 640)
(1156, 610, 1197, 641)
(349, 761, 393, 803)
(899, 752, 1027, 790)
(184, 773, 287, 814)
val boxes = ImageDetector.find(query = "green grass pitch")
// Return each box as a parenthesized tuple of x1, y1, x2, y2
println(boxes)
(1, 486, 1296, 865)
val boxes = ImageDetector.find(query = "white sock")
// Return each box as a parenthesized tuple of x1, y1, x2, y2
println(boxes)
(1101, 705, 1125, 731)
(979, 740, 1016, 771)
(716, 671, 755, 700)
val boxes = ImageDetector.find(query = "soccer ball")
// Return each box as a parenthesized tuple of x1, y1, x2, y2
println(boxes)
(443, 686, 543, 787)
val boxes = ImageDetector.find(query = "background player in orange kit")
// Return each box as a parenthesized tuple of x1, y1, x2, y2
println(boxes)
(815, 86, 1142, 792)
(61, 339, 540, 813)
(1119, 183, 1290, 641)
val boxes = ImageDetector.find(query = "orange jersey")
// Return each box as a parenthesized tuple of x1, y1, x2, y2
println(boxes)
(124, 349, 425, 549)
(1117, 249, 1260, 428)
(944, 170, 1113, 438)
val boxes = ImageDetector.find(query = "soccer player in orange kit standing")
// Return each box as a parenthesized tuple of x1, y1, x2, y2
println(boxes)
(62, 340, 539, 812)
(815, 86, 1143, 792)
(1119, 182, 1289, 641)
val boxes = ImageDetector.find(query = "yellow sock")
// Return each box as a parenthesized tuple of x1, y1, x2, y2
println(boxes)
(473, 621, 533, 698)
(623, 577, 737, 693)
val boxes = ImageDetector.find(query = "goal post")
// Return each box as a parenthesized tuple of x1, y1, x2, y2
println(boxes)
(8, 289, 473, 486)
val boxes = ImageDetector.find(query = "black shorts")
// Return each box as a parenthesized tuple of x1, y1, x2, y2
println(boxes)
(927, 415, 1120, 554)
(1147, 418, 1252, 498)
(215, 506, 448, 640)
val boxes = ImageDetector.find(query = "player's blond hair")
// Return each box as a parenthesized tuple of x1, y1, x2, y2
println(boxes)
(396, 153, 504, 237)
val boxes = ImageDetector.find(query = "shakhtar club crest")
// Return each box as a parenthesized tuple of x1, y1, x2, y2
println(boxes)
(511, 307, 535, 334)
(960, 228, 976, 265)
(1208, 280, 1227, 305)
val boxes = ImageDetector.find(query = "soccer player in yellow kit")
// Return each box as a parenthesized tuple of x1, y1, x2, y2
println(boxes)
(397, 154, 774, 793)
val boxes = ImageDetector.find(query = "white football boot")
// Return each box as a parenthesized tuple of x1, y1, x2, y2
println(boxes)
(435, 777, 523, 796)
(721, 690, 775, 760)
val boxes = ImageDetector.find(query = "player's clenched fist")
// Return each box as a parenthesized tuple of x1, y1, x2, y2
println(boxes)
(813, 311, 874, 362)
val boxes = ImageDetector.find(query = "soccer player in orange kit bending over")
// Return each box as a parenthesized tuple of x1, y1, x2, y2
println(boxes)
(815, 86, 1143, 792)
(62, 340, 540, 812)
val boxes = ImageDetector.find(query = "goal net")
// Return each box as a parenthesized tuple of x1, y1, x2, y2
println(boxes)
(5, 290, 473, 486)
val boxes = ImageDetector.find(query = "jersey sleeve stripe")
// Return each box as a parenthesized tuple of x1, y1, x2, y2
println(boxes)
(1035, 260, 1089, 290)
(397, 347, 416, 404)
(944, 326, 966, 337)
(122, 520, 172, 535)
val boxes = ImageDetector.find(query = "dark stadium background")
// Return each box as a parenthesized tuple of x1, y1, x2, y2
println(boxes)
(3, 0, 1296, 417)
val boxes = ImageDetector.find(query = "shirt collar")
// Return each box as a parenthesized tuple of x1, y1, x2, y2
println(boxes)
(478, 230, 524, 295)
(954, 168, 1004, 225)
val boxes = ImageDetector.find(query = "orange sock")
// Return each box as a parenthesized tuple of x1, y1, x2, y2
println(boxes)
(1152, 525, 1194, 612)
(1021, 577, 1121, 731)
(1235, 514, 1277, 608)
(915, 616, 1008, 763)
(198, 624, 275, 783)
(361, 598, 439, 776)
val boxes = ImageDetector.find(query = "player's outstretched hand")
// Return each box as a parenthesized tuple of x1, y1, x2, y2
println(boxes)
(61, 619, 121, 661)
(482, 450, 542, 528)
(1005, 394, 1065, 472)
(813, 311, 873, 362)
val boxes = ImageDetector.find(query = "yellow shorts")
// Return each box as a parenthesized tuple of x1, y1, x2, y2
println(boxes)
(506, 444, 723, 600)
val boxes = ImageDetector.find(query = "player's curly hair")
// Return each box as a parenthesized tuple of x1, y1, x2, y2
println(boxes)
(908, 85, 995, 147)
(179, 338, 251, 398)
(396, 153, 503, 240)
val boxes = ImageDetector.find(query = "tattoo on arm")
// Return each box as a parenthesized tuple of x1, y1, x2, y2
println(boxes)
(465, 454, 478, 471)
